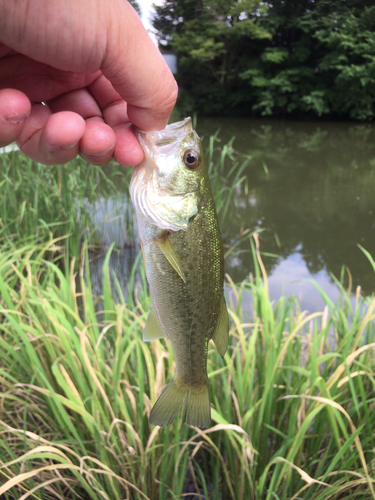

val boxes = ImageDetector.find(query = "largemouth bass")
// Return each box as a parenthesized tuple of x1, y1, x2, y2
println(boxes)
(130, 117, 228, 429)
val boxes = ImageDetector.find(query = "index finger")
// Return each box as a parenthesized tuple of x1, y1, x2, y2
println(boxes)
(101, 1, 178, 131)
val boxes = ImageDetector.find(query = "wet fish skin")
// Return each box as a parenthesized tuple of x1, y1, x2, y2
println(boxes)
(130, 117, 228, 429)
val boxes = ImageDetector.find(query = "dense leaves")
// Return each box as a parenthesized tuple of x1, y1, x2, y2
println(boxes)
(153, 0, 375, 120)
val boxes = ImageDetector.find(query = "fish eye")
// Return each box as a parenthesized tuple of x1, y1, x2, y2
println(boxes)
(183, 149, 200, 170)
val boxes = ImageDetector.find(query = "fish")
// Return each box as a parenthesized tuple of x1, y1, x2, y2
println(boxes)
(129, 117, 228, 429)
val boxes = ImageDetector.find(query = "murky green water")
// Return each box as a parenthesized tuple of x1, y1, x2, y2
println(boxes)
(92, 117, 375, 311)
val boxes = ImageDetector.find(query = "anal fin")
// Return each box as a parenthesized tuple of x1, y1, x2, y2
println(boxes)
(211, 295, 229, 358)
(143, 306, 166, 342)
(155, 235, 186, 283)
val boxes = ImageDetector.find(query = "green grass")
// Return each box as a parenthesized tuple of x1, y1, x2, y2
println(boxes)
(0, 151, 130, 257)
(0, 237, 374, 499)
(204, 130, 251, 223)
(0, 136, 246, 260)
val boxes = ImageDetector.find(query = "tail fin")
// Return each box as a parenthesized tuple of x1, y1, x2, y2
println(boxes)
(149, 377, 210, 429)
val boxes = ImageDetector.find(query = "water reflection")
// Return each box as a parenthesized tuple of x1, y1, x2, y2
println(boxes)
(89, 118, 375, 311)
(197, 118, 375, 298)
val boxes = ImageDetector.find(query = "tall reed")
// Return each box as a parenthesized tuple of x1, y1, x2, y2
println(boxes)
(0, 152, 128, 256)
(0, 237, 374, 499)
(1, 133, 374, 498)
(204, 131, 251, 224)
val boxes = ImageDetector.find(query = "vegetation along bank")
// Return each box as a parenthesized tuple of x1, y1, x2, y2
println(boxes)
(153, 0, 375, 120)
(0, 143, 375, 498)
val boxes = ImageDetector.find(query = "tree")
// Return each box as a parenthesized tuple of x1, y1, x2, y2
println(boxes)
(154, 0, 272, 114)
(239, 0, 322, 117)
(154, 0, 375, 120)
(302, 1, 375, 120)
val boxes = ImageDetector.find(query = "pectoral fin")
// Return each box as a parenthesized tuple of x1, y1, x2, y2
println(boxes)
(211, 296, 229, 358)
(155, 235, 186, 282)
(143, 306, 166, 342)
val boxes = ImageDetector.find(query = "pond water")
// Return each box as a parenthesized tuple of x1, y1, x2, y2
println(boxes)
(91, 117, 375, 312)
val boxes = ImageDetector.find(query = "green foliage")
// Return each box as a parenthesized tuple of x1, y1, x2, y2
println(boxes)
(303, 2, 375, 120)
(155, 0, 375, 120)
(154, 0, 271, 115)
(0, 151, 130, 257)
(1, 133, 375, 498)
(0, 239, 375, 498)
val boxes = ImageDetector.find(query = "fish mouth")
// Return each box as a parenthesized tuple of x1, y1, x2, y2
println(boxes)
(133, 117, 193, 152)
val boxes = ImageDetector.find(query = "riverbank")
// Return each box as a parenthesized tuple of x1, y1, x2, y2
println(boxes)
(4, 117, 375, 311)
(0, 141, 374, 499)
(0, 238, 374, 499)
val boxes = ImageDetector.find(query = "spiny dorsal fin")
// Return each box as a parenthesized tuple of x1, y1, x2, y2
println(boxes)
(211, 295, 229, 358)
(155, 235, 186, 282)
(143, 306, 167, 342)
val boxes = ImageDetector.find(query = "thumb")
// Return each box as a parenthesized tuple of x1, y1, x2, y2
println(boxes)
(101, 1, 178, 131)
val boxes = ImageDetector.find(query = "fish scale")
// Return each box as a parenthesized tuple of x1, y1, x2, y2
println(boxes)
(130, 117, 229, 428)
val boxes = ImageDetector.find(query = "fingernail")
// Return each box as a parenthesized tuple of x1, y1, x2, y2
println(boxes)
(6, 112, 30, 124)
(83, 144, 115, 157)
(59, 141, 79, 150)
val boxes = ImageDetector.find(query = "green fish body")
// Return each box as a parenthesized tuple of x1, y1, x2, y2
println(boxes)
(130, 117, 228, 429)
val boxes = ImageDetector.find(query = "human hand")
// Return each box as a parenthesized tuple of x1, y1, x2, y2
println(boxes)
(0, 0, 177, 166)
